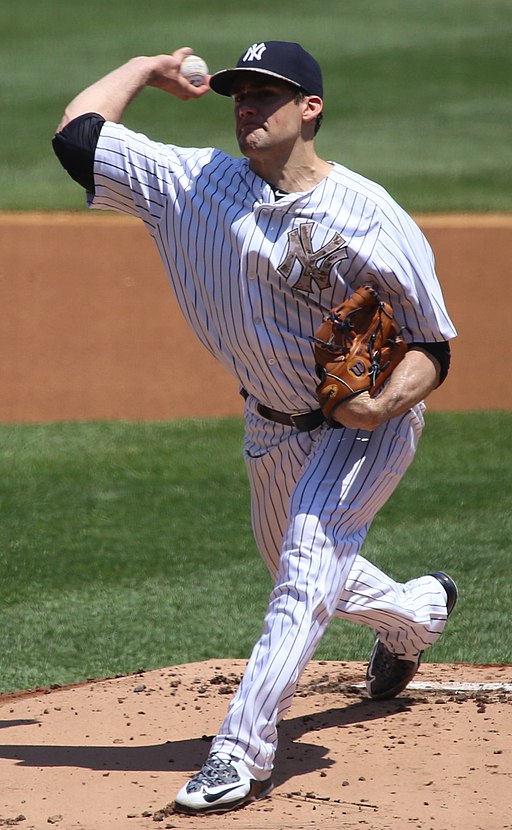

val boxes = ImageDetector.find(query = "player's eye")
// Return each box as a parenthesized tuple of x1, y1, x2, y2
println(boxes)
(257, 86, 280, 97)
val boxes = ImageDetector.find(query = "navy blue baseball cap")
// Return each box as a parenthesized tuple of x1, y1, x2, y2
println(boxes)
(210, 41, 323, 98)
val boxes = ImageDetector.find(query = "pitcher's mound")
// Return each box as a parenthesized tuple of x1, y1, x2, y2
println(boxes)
(0, 659, 510, 829)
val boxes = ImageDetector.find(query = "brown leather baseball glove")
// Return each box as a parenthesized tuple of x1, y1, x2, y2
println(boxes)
(312, 285, 408, 421)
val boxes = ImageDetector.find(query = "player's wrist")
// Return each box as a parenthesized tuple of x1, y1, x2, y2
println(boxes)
(145, 50, 194, 87)
(126, 56, 163, 87)
(330, 394, 382, 431)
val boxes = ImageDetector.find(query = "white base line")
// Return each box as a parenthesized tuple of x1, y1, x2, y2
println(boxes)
(408, 681, 512, 693)
(354, 681, 512, 693)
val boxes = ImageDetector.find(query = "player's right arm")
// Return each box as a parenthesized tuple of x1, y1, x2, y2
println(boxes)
(53, 48, 211, 195)
(56, 48, 210, 132)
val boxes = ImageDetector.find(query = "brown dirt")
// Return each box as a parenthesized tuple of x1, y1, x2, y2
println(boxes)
(1, 660, 511, 830)
(1, 214, 511, 829)
(1, 212, 511, 422)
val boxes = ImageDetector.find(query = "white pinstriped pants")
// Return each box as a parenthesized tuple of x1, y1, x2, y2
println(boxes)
(212, 397, 449, 778)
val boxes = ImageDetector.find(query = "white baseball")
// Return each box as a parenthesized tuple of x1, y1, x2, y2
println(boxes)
(180, 55, 208, 87)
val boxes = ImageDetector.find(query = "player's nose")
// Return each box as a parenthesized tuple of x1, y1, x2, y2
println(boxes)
(236, 97, 258, 117)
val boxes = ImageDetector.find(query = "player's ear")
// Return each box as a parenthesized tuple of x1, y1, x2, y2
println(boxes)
(301, 95, 323, 128)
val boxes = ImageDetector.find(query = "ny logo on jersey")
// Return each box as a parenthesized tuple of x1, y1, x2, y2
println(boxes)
(277, 223, 349, 292)
(242, 43, 267, 62)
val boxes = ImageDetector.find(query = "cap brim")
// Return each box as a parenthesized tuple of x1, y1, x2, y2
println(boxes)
(209, 67, 302, 96)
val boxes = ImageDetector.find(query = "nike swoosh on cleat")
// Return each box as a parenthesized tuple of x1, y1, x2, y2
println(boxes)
(203, 785, 242, 804)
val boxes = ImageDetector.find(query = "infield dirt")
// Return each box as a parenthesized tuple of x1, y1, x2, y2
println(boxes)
(1, 660, 511, 830)
(1, 212, 511, 422)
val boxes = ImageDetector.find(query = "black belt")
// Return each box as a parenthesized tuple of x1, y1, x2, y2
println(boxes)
(240, 388, 325, 432)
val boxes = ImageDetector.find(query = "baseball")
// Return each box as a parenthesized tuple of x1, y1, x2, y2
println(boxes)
(180, 55, 209, 87)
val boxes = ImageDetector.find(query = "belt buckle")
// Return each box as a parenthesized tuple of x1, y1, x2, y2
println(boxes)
(289, 411, 308, 430)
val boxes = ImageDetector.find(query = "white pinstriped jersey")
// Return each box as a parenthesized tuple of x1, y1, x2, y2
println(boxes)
(89, 121, 456, 412)
(85, 119, 457, 776)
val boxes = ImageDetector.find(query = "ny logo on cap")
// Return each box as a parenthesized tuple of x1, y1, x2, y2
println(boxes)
(242, 43, 267, 62)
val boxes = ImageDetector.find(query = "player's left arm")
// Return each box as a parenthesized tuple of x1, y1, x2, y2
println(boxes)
(330, 344, 445, 431)
(330, 209, 456, 431)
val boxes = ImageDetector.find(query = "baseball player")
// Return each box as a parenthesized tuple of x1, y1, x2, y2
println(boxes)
(53, 41, 458, 815)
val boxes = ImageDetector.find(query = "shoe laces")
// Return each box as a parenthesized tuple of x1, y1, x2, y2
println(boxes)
(187, 753, 240, 793)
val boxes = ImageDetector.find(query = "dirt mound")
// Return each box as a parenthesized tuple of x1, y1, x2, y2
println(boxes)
(1, 659, 510, 830)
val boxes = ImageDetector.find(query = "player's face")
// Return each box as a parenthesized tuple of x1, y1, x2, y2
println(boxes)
(231, 77, 305, 157)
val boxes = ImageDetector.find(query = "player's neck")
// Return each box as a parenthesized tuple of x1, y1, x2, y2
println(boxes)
(249, 146, 332, 196)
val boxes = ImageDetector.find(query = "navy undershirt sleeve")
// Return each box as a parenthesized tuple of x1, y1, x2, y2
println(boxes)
(410, 341, 451, 385)
(52, 113, 106, 193)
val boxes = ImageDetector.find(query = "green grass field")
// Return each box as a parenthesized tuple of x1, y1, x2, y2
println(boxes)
(1, 0, 511, 211)
(0, 413, 510, 693)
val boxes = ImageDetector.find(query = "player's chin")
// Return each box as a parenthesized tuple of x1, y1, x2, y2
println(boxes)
(236, 127, 263, 153)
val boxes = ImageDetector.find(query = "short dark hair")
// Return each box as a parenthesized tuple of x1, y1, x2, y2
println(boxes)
(295, 90, 324, 135)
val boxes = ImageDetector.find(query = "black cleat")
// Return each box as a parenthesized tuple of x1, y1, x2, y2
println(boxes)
(365, 640, 420, 700)
(429, 571, 458, 616)
(366, 571, 458, 700)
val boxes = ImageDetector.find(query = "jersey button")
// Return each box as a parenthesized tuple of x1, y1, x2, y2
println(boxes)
(249, 274, 257, 280)
(254, 316, 262, 325)
(268, 358, 276, 365)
